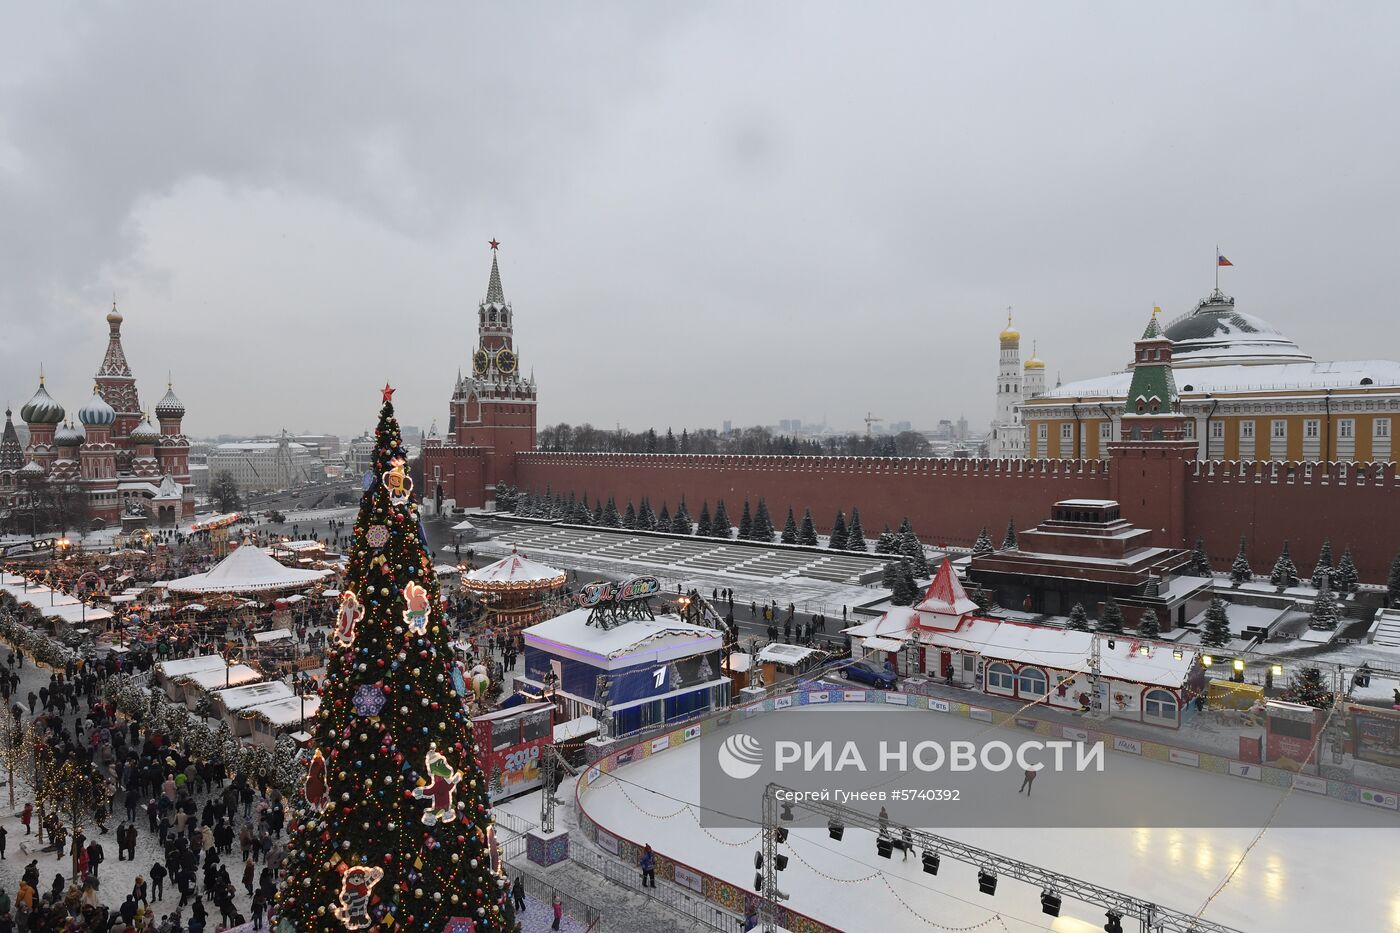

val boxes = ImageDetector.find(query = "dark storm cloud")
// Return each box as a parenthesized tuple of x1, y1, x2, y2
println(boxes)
(0, 2, 1396, 436)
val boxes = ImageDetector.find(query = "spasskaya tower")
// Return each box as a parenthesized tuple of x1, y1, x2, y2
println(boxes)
(422, 242, 538, 513)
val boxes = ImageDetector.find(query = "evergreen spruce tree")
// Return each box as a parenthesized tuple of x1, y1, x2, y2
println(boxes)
(880, 561, 901, 596)
(874, 525, 896, 555)
(1311, 540, 1335, 590)
(780, 508, 798, 545)
(1335, 546, 1359, 594)
(898, 517, 912, 535)
(277, 389, 514, 932)
(671, 508, 691, 535)
(828, 511, 848, 550)
(1229, 537, 1253, 585)
(1097, 599, 1125, 634)
(1388, 552, 1400, 608)
(737, 500, 753, 540)
(752, 498, 774, 542)
(1001, 517, 1018, 550)
(1190, 537, 1212, 577)
(657, 502, 671, 529)
(602, 496, 621, 528)
(1201, 598, 1232, 649)
(1137, 608, 1160, 639)
(639, 497, 656, 531)
(899, 561, 919, 605)
(591, 499, 604, 525)
(898, 530, 930, 577)
(622, 501, 637, 529)
(1066, 603, 1091, 632)
(676, 497, 692, 528)
(1281, 666, 1334, 709)
(971, 526, 994, 558)
(713, 499, 731, 539)
(1269, 540, 1299, 589)
(798, 509, 818, 546)
(970, 586, 992, 614)
(1309, 580, 1340, 631)
(696, 502, 713, 538)
(845, 507, 867, 551)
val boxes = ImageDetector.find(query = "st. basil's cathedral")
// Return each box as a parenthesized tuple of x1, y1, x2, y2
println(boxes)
(0, 303, 194, 527)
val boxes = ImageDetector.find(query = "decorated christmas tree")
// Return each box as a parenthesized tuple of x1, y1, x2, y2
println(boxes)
(1281, 666, 1334, 710)
(276, 387, 514, 933)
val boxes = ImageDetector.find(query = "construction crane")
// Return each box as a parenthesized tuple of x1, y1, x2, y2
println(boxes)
(863, 411, 883, 436)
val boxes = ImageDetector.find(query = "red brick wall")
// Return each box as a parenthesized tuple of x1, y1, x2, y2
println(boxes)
(513, 453, 1112, 547)
(1184, 460, 1398, 584)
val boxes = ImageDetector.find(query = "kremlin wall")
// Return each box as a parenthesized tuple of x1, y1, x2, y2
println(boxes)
(428, 250, 1399, 584)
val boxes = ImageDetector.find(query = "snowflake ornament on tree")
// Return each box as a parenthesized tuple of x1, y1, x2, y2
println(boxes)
(352, 682, 386, 718)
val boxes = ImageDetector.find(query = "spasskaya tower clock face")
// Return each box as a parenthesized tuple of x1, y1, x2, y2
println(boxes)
(495, 349, 517, 374)
(473, 349, 489, 374)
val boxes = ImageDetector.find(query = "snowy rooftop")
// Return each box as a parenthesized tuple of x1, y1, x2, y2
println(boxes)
(756, 643, 826, 664)
(246, 694, 320, 727)
(914, 558, 979, 617)
(166, 544, 333, 594)
(1041, 358, 1400, 401)
(156, 654, 226, 679)
(465, 551, 565, 586)
(251, 628, 294, 644)
(212, 679, 294, 710)
(185, 664, 263, 691)
(524, 606, 722, 666)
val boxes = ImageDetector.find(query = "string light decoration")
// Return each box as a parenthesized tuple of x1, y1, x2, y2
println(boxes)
(275, 389, 515, 933)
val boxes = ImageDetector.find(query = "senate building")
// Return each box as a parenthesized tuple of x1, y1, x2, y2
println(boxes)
(1019, 287, 1400, 463)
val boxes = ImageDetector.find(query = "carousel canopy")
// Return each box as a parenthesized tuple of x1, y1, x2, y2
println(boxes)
(166, 544, 333, 594)
(463, 552, 566, 592)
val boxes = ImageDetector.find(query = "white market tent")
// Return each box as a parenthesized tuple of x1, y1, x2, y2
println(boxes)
(246, 693, 320, 727)
(185, 664, 263, 692)
(212, 680, 295, 711)
(451, 519, 476, 532)
(166, 544, 333, 595)
(252, 628, 294, 645)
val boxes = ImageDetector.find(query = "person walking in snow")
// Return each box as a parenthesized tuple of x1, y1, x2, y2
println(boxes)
(639, 844, 656, 888)
(1018, 767, 1037, 795)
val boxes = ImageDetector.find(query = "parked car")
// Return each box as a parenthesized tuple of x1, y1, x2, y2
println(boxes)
(844, 659, 896, 689)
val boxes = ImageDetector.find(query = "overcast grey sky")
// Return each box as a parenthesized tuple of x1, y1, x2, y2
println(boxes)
(2, 2, 1397, 438)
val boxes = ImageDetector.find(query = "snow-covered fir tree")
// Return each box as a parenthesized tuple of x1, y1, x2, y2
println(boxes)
(798, 509, 818, 546)
(1001, 517, 1018, 550)
(671, 508, 691, 535)
(752, 498, 774, 542)
(845, 507, 867, 551)
(1269, 540, 1299, 589)
(1097, 599, 1125, 634)
(657, 502, 671, 529)
(737, 500, 753, 539)
(828, 511, 848, 550)
(591, 499, 604, 525)
(874, 525, 896, 555)
(781, 508, 798, 545)
(1309, 580, 1340, 631)
(696, 502, 713, 537)
(1335, 546, 1359, 594)
(898, 529, 929, 576)
(1200, 598, 1232, 648)
(1389, 553, 1400, 607)
(1311, 540, 1335, 590)
(602, 496, 620, 528)
(1066, 603, 1091, 631)
(713, 499, 731, 539)
(622, 501, 637, 529)
(971, 526, 994, 558)
(1229, 537, 1253, 585)
(1190, 537, 1212, 577)
(1137, 608, 1160, 638)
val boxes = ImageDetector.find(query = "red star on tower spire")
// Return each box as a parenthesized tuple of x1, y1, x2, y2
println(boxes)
(381, 383, 395, 403)
(488, 238, 500, 251)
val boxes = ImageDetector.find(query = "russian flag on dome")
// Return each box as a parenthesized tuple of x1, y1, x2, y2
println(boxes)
(1217, 254, 1233, 267)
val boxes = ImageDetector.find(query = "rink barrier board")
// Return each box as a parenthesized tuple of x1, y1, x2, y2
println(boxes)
(575, 687, 1400, 933)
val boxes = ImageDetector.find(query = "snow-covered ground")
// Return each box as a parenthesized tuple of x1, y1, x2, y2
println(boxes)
(579, 707, 1400, 933)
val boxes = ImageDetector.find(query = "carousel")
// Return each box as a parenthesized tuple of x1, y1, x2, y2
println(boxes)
(460, 547, 567, 634)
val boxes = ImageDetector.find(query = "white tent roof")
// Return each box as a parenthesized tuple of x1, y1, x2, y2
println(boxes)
(156, 655, 226, 679)
(451, 519, 476, 531)
(246, 693, 320, 726)
(212, 680, 294, 711)
(166, 544, 333, 594)
(185, 664, 263, 691)
(465, 552, 565, 586)
(252, 628, 294, 644)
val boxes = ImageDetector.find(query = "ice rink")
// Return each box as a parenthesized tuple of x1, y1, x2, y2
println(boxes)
(578, 706, 1400, 932)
